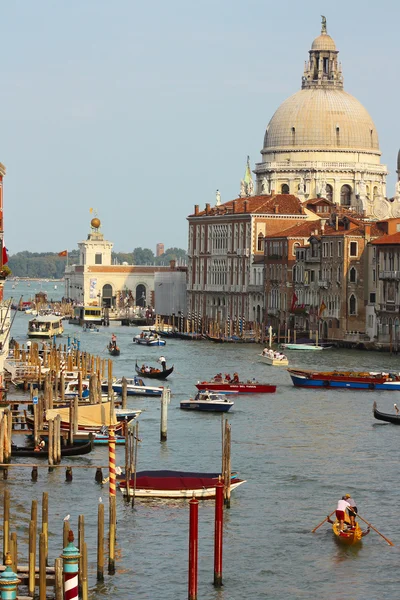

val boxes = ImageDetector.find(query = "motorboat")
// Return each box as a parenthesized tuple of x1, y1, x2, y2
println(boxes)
(104, 377, 163, 397)
(27, 315, 64, 339)
(259, 349, 288, 366)
(118, 470, 246, 499)
(180, 391, 234, 412)
(11, 439, 93, 458)
(134, 333, 166, 346)
(114, 408, 142, 421)
(196, 375, 276, 394)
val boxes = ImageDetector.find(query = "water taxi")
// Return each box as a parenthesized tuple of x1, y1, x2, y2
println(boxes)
(73, 305, 103, 325)
(27, 315, 64, 339)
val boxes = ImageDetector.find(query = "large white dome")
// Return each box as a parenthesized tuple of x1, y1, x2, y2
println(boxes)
(263, 87, 380, 153)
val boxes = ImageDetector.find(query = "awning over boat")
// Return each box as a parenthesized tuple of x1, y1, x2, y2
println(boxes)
(46, 401, 118, 427)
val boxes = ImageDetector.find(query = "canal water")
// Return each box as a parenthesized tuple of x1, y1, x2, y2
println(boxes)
(2, 281, 400, 599)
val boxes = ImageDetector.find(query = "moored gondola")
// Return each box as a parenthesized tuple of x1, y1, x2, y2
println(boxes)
(11, 438, 93, 458)
(135, 361, 174, 380)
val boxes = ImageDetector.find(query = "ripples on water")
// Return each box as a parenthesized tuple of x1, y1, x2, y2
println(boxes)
(2, 282, 400, 599)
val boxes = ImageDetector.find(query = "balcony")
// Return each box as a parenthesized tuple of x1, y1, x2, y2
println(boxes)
(306, 256, 321, 263)
(248, 284, 264, 293)
(318, 280, 329, 288)
(379, 271, 400, 280)
(377, 303, 399, 313)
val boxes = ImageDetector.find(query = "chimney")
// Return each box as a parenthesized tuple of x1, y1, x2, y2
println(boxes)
(364, 223, 371, 240)
(194, 204, 199, 215)
(169, 259, 176, 270)
(321, 219, 326, 233)
(274, 204, 279, 214)
(244, 200, 248, 213)
(335, 215, 339, 231)
(232, 201, 236, 214)
(205, 203, 210, 215)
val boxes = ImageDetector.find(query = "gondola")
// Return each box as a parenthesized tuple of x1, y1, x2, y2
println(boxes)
(135, 361, 174, 380)
(108, 343, 120, 356)
(11, 438, 93, 458)
(373, 401, 400, 424)
(332, 516, 363, 545)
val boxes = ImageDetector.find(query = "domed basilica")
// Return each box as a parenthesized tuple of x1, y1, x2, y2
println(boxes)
(254, 18, 398, 220)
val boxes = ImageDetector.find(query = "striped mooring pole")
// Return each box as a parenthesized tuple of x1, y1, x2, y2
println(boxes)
(188, 495, 199, 600)
(61, 530, 80, 600)
(108, 426, 117, 574)
(0, 553, 20, 600)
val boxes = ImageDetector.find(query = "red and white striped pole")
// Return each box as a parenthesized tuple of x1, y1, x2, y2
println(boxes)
(188, 495, 199, 600)
(61, 530, 80, 600)
(108, 426, 116, 574)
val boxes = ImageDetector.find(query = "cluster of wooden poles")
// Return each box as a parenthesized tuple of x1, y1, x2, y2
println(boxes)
(0, 408, 12, 463)
(154, 314, 265, 341)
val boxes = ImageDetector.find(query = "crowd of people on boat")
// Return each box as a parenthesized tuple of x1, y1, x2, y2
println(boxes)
(140, 364, 161, 374)
(262, 347, 287, 361)
(213, 372, 240, 383)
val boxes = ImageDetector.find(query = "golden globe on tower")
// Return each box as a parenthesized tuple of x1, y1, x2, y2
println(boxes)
(91, 217, 101, 230)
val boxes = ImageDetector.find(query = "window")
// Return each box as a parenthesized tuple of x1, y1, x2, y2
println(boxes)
(326, 184, 333, 202)
(281, 183, 289, 194)
(95, 253, 102, 265)
(338, 241, 342, 257)
(370, 292, 376, 303)
(330, 242, 333, 257)
(350, 242, 357, 257)
(310, 270, 315, 282)
(373, 269, 376, 283)
(322, 242, 329, 258)
(349, 294, 357, 315)
(340, 185, 352, 206)
(292, 242, 300, 256)
(257, 233, 264, 252)
(349, 267, 357, 283)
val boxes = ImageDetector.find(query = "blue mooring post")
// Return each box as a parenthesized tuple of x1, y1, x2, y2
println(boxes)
(67, 336, 71, 351)
(77, 339, 80, 351)
(61, 530, 80, 600)
(53, 334, 56, 346)
(0, 553, 21, 600)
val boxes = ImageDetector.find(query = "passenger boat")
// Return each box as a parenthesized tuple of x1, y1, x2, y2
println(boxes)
(11, 439, 93, 458)
(180, 391, 234, 412)
(72, 306, 103, 325)
(133, 333, 166, 346)
(135, 362, 174, 380)
(83, 324, 100, 333)
(103, 377, 163, 397)
(108, 343, 120, 356)
(196, 376, 276, 394)
(27, 315, 64, 339)
(259, 351, 289, 366)
(118, 470, 246, 499)
(288, 368, 400, 390)
(332, 516, 363, 545)
(372, 401, 400, 424)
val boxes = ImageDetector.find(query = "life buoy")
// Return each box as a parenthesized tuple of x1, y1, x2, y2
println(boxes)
(323, 380, 330, 388)
(369, 383, 375, 390)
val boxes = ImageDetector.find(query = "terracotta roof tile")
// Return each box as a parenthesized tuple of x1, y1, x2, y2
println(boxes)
(372, 232, 400, 245)
(267, 220, 321, 238)
(189, 194, 305, 217)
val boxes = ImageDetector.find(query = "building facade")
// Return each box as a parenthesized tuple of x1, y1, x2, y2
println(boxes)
(65, 219, 180, 309)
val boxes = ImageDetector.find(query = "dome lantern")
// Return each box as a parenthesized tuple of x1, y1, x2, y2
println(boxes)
(302, 16, 342, 90)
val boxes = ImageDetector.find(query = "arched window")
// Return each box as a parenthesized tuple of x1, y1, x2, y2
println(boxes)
(373, 186, 378, 199)
(102, 284, 113, 308)
(281, 183, 290, 194)
(136, 284, 146, 307)
(349, 294, 357, 315)
(257, 233, 264, 252)
(340, 185, 352, 206)
(349, 267, 357, 283)
(292, 242, 300, 256)
(326, 184, 333, 202)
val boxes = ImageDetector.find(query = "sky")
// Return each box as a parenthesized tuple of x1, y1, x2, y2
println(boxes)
(1, 0, 400, 254)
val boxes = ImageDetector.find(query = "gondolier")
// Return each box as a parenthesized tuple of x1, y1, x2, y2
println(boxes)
(158, 355, 167, 371)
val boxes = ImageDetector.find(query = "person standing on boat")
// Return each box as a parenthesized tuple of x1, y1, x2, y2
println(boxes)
(158, 356, 167, 371)
(344, 494, 357, 529)
(335, 496, 351, 533)
(111, 333, 117, 348)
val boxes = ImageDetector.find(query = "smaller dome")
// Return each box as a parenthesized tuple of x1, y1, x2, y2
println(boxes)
(91, 217, 101, 229)
(311, 33, 336, 51)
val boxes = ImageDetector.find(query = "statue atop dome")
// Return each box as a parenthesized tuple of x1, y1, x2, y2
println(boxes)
(321, 15, 327, 34)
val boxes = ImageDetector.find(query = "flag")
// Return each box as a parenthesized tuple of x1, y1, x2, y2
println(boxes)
(2, 245, 8, 265)
(58, 250, 68, 257)
(89, 208, 93, 214)
(290, 292, 298, 312)
(319, 300, 327, 317)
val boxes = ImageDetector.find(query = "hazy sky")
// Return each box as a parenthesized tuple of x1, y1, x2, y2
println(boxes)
(1, 0, 400, 254)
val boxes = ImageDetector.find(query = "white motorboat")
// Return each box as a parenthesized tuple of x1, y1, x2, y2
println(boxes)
(180, 391, 234, 412)
(259, 352, 289, 366)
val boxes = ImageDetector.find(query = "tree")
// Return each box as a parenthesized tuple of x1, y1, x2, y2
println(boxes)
(132, 248, 155, 265)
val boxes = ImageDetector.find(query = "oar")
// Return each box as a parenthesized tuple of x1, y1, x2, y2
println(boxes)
(311, 510, 336, 533)
(357, 514, 395, 546)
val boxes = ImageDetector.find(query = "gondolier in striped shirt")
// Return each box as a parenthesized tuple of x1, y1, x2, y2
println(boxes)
(158, 356, 167, 371)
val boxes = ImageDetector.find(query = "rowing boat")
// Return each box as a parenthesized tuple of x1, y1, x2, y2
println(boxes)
(332, 516, 363, 545)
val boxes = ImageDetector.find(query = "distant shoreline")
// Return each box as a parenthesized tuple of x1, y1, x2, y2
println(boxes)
(8, 278, 65, 282)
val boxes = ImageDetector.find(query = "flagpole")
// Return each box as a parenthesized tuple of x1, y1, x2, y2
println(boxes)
(67, 251, 69, 268)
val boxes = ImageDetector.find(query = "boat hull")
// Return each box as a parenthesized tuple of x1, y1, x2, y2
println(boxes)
(332, 520, 363, 545)
(112, 384, 162, 397)
(119, 476, 245, 498)
(373, 402, 400, 424)
(180, 401, 233, 412)
(259, 354, 289, 366)
(281, 343, 325, 351)
(11, 439, 93, 458)
(134, 338, 166, 346)
(135, 362, 174, 380)
(289, 369, 400, 390)
(196, 382, 276, 394)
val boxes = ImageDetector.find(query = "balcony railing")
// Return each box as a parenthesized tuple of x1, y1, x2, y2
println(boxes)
(318, 280, 329, 288)
(379, 271, 400, 280)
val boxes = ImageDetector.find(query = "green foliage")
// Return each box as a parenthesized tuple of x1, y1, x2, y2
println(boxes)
(132, 247, 156, 265)
(8, 250, 79, 279)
